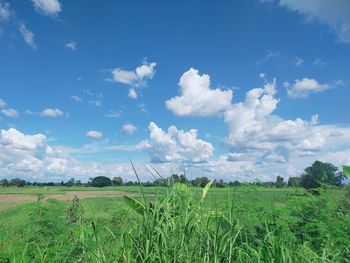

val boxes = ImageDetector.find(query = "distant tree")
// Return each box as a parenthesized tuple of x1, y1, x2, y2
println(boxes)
(154, 178, 168, 186)
(300, 161, 345, 189)
(90, 176, 112, 187)
(191, 177, 210, 188)
(275, 176, 285, 188)
(179, 174, 188, 184)
(112, 177, 123, 186)
(75, 180, 82, 186)
(228, 180, 241, 187)
(0, 179, 9, 187)
(213, 179, 226, 188)
(288, 177, 301, 187)
(9, 178, 26, 188)
(66, 178, 75, 187)
(124, 181, 134, 186)
(169, 174, 180, 183)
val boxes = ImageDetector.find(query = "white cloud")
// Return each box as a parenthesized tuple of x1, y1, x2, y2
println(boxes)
(31, 0, 61, 16)
(294, 57, 304, 67)
(84, 89, 103, 107)
(224, 79, 279, 147)
(220, 77, 350, 180)
(139, 122, 214, 163)
(19, 23, 36, 49)
(41, 108, 64, 117)
(128, 88, 138, 99)
(0, 128, 134, 181)
(0, 1, 11, 21)
(256, 50, 281, 64)
(70, 96, 82, 102)
(313, 58, 327, 66)
(284, 78, 342, 98)
(65, 40, 77, 50)
(105, 110, 121, 118)
(1, 108, 19, 118)
(165, 68, 233, 117)
(269, 0, 350, 43)
(110, 60, 156, 99)
(86, 130, 103, 139)
(0, 98, 6, 108)
(122, 123, 137, 135)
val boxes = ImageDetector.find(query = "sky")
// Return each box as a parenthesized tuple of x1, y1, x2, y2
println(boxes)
(0, 0, 349, 182)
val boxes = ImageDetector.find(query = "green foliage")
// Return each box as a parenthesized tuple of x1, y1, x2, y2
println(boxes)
(301, 161, 345, 189)
(112, 176, 123, 186)
(90, 176, 112, 187)
(288, 176, 301, 187)
(275, 175, 285, 188)
(343, 165, 350, 177)
(0, 184, 349, 262)
(123, 196, 145, 215)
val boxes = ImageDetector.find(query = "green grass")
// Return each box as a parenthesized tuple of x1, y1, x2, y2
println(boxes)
(0, 185, 349, 262)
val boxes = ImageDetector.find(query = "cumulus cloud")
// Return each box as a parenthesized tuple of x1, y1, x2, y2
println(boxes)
(31, 0, 61, 16)
(0, 128, 136, 181)
(122, 123, 137, 135)
(224, 79, 279, 147)
(110, 60, 156, 99)
(284, 78, 343, 98)
(1, 108, 19, 118)
(265, 0, 350, 43)
(0, 1, 11, 21)
(221, 77, 350, 179)
(139, 122, 214, 163)
(165, 68, 233, 117)
(19, 23, 36, 49)
(26, 108, 65, 117)
(86, 130, 103, 139)
(41, 108, 64, 117)
(65, 40, 77, 50)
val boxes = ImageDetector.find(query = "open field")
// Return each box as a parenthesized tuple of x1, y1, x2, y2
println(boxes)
(0, 185, 349, 262)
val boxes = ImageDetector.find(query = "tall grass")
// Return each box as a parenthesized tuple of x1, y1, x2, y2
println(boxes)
(1, 174, 349, 262)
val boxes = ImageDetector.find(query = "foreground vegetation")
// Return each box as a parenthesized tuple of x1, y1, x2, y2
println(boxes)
(0, 183, 350, 262)
(0, 162, 349, 262)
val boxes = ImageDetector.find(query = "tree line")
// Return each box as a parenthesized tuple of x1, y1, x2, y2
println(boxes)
(0, 160, 348, 189)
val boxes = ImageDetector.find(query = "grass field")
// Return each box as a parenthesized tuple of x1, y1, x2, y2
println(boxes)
(0, 185, 349, 262)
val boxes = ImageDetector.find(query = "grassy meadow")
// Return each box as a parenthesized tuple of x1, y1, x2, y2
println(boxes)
(0, 184, 350, 262)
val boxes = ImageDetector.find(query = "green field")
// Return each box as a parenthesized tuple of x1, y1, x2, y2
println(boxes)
(0, 185, 349, 262)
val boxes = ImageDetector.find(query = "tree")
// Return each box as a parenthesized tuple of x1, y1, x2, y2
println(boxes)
(179, 174, 188, 184)
(9, 178, 26, 187)
(90, 176, 112, 187)
(191, 177, 210, 188)
(0, 179, 9, 187)
(75, 180, 82, 186)
(288, 177, 301, 187)
(228, 180, 241, 187)
(213, 179, 226, 188)
(300, 161, 345, 189)
(66, 178, 75, 187)
(275, 176, 285, 188)
(112, 177, 123, 186)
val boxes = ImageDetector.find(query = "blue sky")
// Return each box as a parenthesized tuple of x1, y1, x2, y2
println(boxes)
(0, 0, 349, 182)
